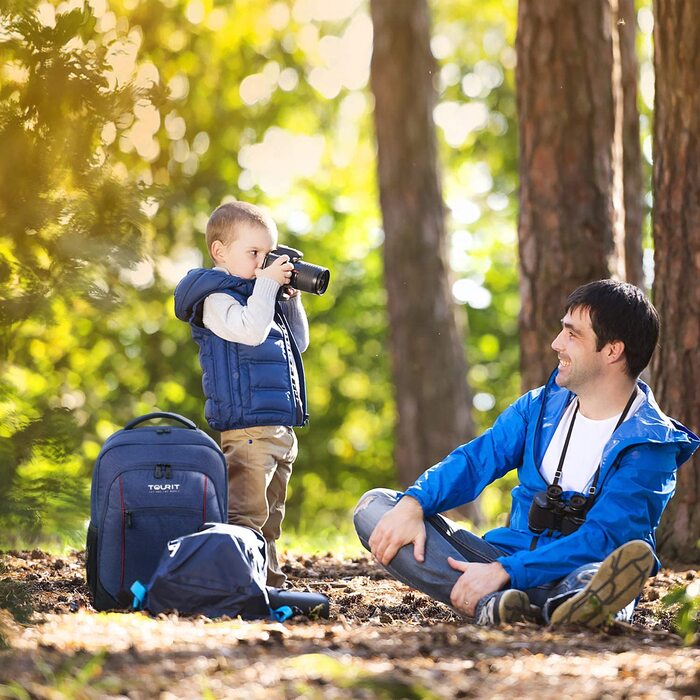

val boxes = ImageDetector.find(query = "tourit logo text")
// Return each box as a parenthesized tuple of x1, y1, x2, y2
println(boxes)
(148, 483, 180, 492)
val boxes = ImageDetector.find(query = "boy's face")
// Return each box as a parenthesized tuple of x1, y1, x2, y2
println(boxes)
(211, 224, 277, 279)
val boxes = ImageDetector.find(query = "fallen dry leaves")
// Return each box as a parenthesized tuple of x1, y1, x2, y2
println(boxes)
(0, 549, 698, 699)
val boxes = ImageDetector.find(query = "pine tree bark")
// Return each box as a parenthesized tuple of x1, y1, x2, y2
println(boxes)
(517, 0, 620, 389)
(651, 0, 700, 564)
(369, 0, 475, 503)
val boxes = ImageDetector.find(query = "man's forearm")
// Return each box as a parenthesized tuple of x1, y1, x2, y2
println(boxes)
(396, 494, 423, 515)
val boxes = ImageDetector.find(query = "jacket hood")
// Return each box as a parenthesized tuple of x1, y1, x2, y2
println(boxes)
(624, 380, 700, 467)
(174, 268, 253, 326)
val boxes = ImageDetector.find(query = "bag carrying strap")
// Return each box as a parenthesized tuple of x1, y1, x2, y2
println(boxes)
(271, 606, 294, 622)
(131, 581, 148, 610)
(123, 412, 197, 431)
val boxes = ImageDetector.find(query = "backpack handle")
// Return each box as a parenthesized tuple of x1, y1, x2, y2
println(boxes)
(123, 412, 198, 431)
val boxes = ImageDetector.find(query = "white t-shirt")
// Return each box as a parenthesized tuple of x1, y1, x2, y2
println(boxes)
(540, 389, 645, 493)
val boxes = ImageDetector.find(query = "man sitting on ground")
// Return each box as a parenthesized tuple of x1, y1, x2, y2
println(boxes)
(354, 280, 699, 626)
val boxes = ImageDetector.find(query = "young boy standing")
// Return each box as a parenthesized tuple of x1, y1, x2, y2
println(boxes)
(174, 201, 308, 587)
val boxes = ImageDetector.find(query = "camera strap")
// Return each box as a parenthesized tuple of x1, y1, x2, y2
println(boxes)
(552, 402, 579, 486)
(552, 388, 638, 496)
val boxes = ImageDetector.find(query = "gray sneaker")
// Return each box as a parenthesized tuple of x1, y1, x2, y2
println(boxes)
(474, 589, 540, 626)
(549, 539, 655, 628)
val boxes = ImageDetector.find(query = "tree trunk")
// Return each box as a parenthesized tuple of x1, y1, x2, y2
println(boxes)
(516, 0, 620, 389)
(618, 0, 645, 290)
(651, 0, 700, 564)
(369, 0, 476, 509)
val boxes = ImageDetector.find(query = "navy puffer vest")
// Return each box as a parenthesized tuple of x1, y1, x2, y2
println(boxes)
(174, 268, 308, 431)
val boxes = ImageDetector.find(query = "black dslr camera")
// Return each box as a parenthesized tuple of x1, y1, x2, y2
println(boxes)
(262, 245, 330, 296)
(528, 484, 588, 535)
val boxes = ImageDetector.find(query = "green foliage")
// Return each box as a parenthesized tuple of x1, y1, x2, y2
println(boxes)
(0, 0, 159, 540)
(663, 581, 700, 645)
(0, 0, 525, 545)
(131, 0, 397, 525)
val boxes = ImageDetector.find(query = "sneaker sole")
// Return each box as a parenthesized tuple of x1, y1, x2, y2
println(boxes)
(499, 589, 538, 624)
(549, 540, 654, 628)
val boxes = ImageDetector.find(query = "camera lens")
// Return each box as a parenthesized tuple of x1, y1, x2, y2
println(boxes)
(292, 261, 330, 295)
(263, 248, 330, 295)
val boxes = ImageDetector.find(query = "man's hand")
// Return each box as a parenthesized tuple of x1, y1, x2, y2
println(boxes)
(448, 559, 510, 617)
(368, 495, 426, 565)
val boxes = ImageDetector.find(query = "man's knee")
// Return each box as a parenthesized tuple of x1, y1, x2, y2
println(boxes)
(353, 488, 397, 540)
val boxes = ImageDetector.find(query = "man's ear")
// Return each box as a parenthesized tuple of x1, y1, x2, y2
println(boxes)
(606, 339, 626, 365)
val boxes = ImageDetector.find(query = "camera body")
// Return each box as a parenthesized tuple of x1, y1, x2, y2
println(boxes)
(262, 245, 330, 296)
(528, 485, 588, 535)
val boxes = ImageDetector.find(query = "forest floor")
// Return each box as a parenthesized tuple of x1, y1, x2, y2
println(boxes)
(0, 549, 698, 699)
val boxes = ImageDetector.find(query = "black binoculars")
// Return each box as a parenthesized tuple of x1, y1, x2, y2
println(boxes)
(528, 484, 588, 535)
(263, 245, 330, 296)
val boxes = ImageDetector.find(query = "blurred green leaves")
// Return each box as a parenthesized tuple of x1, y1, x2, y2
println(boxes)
(0, 0, 158, 543)
(1, 0, 526, 545)
(662, 578, 700, 645)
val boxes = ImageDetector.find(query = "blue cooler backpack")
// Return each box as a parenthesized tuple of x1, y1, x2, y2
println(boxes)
(131, 523, 274, 619)
(130, 523, 330, 621)
(86, 412, 227, 611)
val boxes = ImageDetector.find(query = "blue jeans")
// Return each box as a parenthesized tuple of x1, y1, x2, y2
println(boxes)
(353, 489, 635, 623)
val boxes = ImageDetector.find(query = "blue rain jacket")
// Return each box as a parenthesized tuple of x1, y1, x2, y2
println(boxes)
(174, 269, 307, 431)
(404, 371, 699, 590)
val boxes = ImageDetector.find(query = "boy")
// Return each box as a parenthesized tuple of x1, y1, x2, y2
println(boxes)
(174, 201, 308, 587)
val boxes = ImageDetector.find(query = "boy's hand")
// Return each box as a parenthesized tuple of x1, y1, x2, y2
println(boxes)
(256, 254, 294, 286)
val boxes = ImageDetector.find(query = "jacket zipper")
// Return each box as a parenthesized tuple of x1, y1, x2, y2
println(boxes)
(278, 309, 304, 424)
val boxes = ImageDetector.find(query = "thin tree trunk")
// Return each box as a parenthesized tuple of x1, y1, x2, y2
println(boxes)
(517, 0, 619, 389)
(651, 0, 700, 564)
(369, 0, 476, 515)
(618, 0, 645, 290)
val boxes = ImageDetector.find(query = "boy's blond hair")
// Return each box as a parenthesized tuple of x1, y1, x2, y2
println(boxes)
(205, 201, 276, 260)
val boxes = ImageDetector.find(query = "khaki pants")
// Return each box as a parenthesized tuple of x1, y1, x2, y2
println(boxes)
(221, 425, 297, 587)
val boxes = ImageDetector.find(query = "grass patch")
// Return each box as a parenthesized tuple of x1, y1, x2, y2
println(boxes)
(0, 509, 369, 561)
(280, 525, 366, 559)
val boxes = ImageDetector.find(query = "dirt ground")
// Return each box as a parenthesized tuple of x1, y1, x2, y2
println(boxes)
(0, 549, 698, 699)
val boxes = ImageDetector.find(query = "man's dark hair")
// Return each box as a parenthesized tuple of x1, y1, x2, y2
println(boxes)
(565, 279, 659, 378)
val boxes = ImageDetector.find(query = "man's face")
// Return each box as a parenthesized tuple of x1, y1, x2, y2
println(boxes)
(551, 306, 607, 392)
(213, 224, 276, 279)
